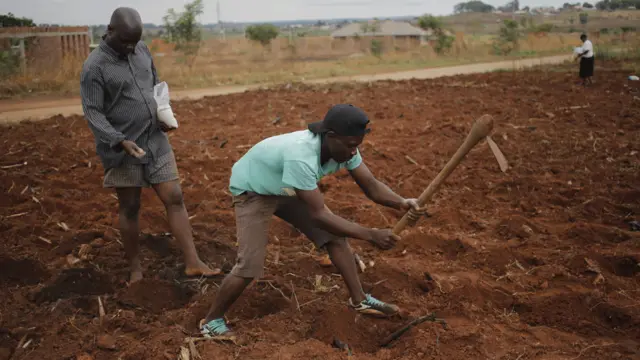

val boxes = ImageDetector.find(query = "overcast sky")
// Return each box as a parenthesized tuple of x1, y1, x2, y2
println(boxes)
(2, 0, 570, 25)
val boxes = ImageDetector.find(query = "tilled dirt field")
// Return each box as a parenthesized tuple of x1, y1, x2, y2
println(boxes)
(1, 65, 639, 360)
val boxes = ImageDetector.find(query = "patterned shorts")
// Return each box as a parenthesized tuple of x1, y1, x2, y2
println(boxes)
(103, 151, 179, 188)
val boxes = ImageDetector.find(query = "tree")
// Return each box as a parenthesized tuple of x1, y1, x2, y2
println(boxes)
(579, 12, 589, 24)
(417, 15, 443, 31)
(453, 1, 495, 13)
(595, 0, 640, 10)
(360, 20, 380, 34)
(583, 2, 594, 7)
(0, 13, 32, 77)
(0, 13, 35, 27)
(562, 2, 581, 8)
(493, 19, 520, 55)
(498, 0, 519, 12)
(417, 14, 455, 54)
(370, 39, 383, 57)
(163, 0, 204, 67)
(245, 24, 279, 46)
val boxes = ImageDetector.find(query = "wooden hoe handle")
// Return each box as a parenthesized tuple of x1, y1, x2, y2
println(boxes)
(392, 115, 494, 235)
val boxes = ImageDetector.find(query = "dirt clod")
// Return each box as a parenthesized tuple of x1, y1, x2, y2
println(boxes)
(0, 348, 12, 360)
(117, 279, 196, 313)
(0, 256, 48, 285)
(34, 267, 113, 303)
(96, 334, 117, 351)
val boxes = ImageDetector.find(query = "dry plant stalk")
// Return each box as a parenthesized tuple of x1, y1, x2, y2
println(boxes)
(178, 346, 190, 360)
(98, 296, 106, 324)
(5, 212, 29, 219)
(266, 281, 291, 303)
(187, 338, 201, 360)
(0, 161, 27, 169)
(78, 244, 91, 260)
(38, 236, 52, 245)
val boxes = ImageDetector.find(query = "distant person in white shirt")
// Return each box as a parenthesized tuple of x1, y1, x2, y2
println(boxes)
(577, 34, 594, 86)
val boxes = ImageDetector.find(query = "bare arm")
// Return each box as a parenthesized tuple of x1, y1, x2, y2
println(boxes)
(349, 163, 405, 210)
(295, 188, 373, 241)
(80, 65, 126, 148)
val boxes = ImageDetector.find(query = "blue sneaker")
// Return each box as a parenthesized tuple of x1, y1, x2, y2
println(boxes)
(348, 294, 400, 317)
(199, 318, 237, 342)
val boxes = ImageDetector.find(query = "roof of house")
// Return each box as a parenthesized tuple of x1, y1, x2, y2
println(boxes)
(331, 20, 428, 37)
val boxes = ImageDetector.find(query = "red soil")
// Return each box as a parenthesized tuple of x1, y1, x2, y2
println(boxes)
(0, 65, 639, 360)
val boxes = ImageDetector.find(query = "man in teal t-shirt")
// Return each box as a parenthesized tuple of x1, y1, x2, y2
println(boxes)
(200, 104, 424, 341)
(229, 128, 363, 197)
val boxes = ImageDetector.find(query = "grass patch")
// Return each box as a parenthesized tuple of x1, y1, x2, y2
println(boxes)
(0, 32, 636, 99)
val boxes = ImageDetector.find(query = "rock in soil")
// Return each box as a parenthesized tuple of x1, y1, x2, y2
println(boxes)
(96, 334, 117, 351)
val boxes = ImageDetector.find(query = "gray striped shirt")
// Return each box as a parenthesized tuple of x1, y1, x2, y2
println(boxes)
(80, 40, 171, 170)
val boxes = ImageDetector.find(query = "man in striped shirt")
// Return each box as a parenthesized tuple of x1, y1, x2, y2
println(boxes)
(80, 7, 219, 283)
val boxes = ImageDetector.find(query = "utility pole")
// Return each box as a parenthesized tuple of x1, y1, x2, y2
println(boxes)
(217, 0, 226, 41)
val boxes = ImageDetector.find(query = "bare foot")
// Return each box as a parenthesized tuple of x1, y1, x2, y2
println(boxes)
(129, 270, 143, 284)
(185, 260, 221, 277)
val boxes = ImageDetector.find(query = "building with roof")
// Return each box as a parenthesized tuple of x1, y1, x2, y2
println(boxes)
(0, 26, 90, 73)
(331, 20, 428, 40)
(330, 20, 434, 52)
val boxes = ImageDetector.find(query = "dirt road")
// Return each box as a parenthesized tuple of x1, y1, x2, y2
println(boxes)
(0, 54, 571, 124)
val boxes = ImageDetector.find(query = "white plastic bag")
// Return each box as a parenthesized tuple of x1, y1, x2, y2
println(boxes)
(153, 81, 179, 129)
(573, 47, 583, 55)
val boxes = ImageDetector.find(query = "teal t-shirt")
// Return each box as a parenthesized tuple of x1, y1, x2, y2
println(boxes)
(229, 130, 362, 196)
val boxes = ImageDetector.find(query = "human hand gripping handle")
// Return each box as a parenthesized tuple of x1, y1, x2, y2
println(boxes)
(401, 198, 428, 222)
(158, 122, 177, 132)
(121, 140, 146, 158)
(367, 199, 426, 249)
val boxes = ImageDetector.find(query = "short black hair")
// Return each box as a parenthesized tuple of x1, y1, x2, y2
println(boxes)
(580, 33, 587, 39)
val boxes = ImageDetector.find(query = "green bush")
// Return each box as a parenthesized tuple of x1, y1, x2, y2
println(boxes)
(417, 13, 454, 55)
(579, 12, 589, 25)
(493, 19, 520, 55)
(435, 34, 455, 54)
(245, 24, 279, 46)
(162, 0, 204, 67)
(370, 39, 383, 57)
(0, 50, 21, 78)
(534, 23, 555, 33)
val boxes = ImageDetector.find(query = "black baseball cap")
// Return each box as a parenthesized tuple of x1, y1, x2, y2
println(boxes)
(308, 104, 371, 137)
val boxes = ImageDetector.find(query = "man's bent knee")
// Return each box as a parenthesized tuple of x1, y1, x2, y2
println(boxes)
(119, 201, 140, 220)
(161, 185, 185, 209)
